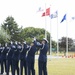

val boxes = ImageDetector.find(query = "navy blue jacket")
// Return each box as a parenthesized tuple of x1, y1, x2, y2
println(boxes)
(17, 44, 22, 52)
(38, 43, 48, 62)
(26, 42, 37, 62)
(12, 44, 17, 60)
(17, 43, 22, 60)
(1, 46, 10, 60)
(20, 44, 29, 60)
(7, 44, 15, 60)
(0, 46, 3, 55)
(0, 46, 3, 60)
(12, 43, 22, 60)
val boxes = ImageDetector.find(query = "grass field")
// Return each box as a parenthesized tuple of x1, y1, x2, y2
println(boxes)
(35, 58, 75, 75)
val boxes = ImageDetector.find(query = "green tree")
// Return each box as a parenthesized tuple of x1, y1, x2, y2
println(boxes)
(0, 27, 10, 44)
(20, 27, 48, 43)
(20, 27, 57, 54)
(1, 16, 22, 41)
(59, 37, 73, 55)
(52, 40, 57, 51)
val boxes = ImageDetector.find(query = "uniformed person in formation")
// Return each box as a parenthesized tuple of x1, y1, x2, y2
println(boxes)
(0, 43, 3, 74)
(6, 41, 14, 75)
(20, 41, 29, 75)
(1, 43, 9, 75)
(26, 38, 38, 75)
(17, 42, 22, 59)
(12, 41, 19, 75)
(38, 38, 48, 75)
(27, 37, 48, 75)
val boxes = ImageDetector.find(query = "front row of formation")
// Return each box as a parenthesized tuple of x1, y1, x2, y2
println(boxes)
(0, 38, 48, 75)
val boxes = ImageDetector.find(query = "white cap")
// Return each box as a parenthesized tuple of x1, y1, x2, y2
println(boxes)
(43, 38, 48, 43)
(23, 41, 26, 44)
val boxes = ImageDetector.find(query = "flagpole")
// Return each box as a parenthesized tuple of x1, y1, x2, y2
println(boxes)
(50, 18, 52, 56)
(57, 12, 59, 56)
(66, 15, 68, 57)
(50, 5, 52, 58)
(45, 3, 47, 39)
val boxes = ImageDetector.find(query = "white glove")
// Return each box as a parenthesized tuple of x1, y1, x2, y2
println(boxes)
(33, 37, 36, 41)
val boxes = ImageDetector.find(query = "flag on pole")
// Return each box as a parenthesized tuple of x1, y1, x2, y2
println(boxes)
(37, 7, 44, 12)
(60, 14, 66, 23)
(60, 14, 68, 57)
(46, 8, 50, 16)
(50, 11, 58, 19)
(42, 8, 50, 17)
(42, 12, 45, 16)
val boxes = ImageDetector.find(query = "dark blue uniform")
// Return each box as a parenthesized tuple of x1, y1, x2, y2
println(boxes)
(20, 43, 28, 75)
(6, 43, 14, 75)
(0, 45, 3, 74)
(26, 41, 37, 75)
(1, 46, 9, 74)
(17, 43, 22, 60)
(38, 43, 48, 75)
(0, 45, 3, 60)
(12, 43, 22, 75)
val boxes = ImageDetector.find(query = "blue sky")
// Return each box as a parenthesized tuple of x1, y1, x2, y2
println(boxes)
(0, 0, 75, 41)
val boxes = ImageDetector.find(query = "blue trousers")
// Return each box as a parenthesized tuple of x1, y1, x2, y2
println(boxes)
(20, 59, 27, 75)
(7, 59, 12, 75)
(1, 59, 7, 74)
(12, 59, 19, 75)
(27, 60, 35, 75)
(38, 60, 47, 75)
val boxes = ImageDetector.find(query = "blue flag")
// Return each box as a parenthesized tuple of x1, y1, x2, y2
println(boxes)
(60, 14, 66, 23)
